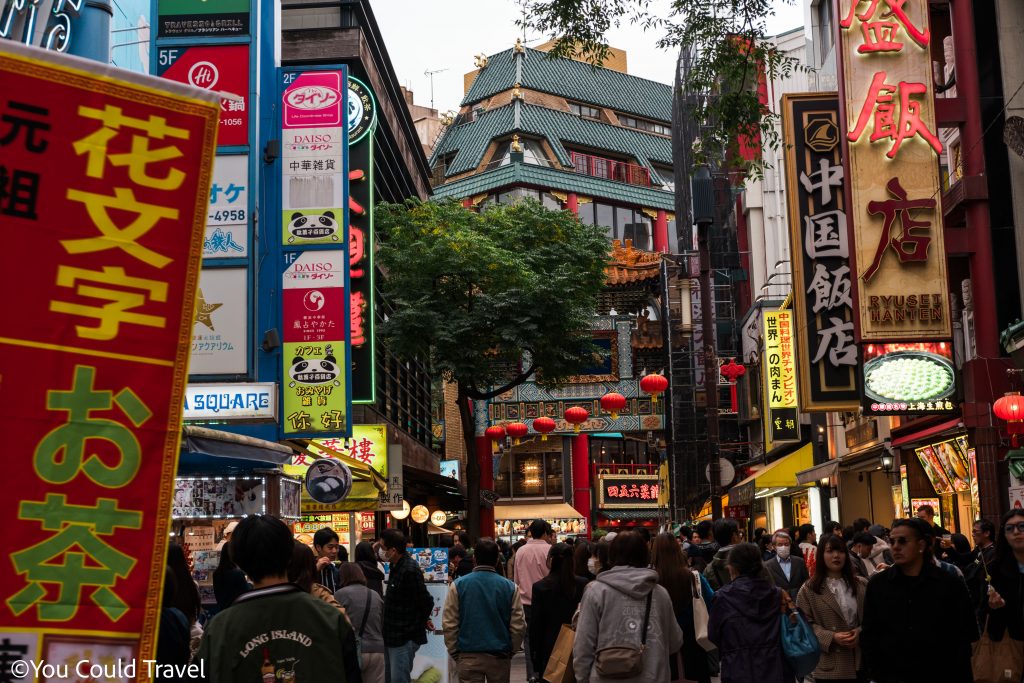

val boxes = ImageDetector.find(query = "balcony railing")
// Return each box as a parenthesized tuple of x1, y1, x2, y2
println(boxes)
(570, 151, 651, 187)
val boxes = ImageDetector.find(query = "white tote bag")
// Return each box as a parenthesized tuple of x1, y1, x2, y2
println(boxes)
(691, 570, 714, 651)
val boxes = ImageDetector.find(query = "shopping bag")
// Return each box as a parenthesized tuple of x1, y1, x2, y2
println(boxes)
(972, 619, 1024, 683)
(690, 570, 714, 651)
(543, 624, 577, 683)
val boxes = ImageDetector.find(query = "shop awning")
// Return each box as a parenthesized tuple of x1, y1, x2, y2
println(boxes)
(404, 465, 465, 509)
(735, 444, 814, 489)
(494, 502, 583, 521)
(178, 426, 293, 474)
(796, 460, 839, 485)
(890, 418, 962, 448)
(599, 509, 661, 521)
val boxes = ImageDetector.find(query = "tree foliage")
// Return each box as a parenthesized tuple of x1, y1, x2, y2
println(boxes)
(518, 0, 808, 178)
(376, 198, 609, 399)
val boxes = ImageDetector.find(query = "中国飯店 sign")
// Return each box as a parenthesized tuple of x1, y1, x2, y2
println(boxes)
(838, 0, 951, 342)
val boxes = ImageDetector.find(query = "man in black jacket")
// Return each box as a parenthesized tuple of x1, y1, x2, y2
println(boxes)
(764, 531, 808, 600)
(381, 528, 435, 683)
(862, 518, 978, 683)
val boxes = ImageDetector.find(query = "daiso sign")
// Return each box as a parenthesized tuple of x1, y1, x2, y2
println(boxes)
(283, 71, 344, 128)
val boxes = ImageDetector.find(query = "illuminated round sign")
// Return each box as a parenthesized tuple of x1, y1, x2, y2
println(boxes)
(347, 76, 377, 145)
(390, 500, 411, 520)
(430, 510, 447, 526)
(304, 459, 352, 504)
(410, 504, 429, 524)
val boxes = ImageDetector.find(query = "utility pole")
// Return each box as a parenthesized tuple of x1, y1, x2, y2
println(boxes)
(424, 67, 448, 111)
(692, 166, 722, 519)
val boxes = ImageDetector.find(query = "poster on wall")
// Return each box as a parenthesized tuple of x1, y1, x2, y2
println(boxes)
(900, 464, 911, 516)
(862, 341, 956, 415)
(282, 250, 350, 436)
(348, 76, 378, 403)
(0, 42, 220, 662)
(157, 44, 250, 147)
(281, 69, 348, 245)
(967, 446, 981, 517)
(782, 93, 861, 411)
(157, 0, 250, 37)
(915, 445, 954, 495)
(910, 498, 941, 526)
(190, 268, 248, 375)
(838, 0, 951, 342)
(203, 154, 249, 258)
(411, 584, 451, 683)
(763, 310, 800, 448)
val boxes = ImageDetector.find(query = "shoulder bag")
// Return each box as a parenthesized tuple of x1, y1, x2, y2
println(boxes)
(595, 592, 652, 679)
(690, 570, 714, 652)
(779, 591, 820, 679)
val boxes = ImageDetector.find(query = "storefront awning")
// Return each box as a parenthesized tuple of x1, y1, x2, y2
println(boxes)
(890, 418, 962, 448)
(404, 465, 465, 509)
(178, 425, 293, 474)
(494, 502, 583, 521)
(598, 509, 661, 521)
(796, 460, 839, 485)
(729, 444, 814, 505)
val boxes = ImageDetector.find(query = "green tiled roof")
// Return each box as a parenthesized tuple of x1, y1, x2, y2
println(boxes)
(463, 48, 672, 124)
(430, 162, 675, 211)
(432, 102, 673, 180)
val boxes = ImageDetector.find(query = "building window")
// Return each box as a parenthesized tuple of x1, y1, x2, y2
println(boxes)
(619, 114, 671, 137)
(653, 165, 675, 192)
(595, 202, 615, 241)
(489, 137, 550, 167)
(569, 102, 602, 120)
(493, 449, 565, 499)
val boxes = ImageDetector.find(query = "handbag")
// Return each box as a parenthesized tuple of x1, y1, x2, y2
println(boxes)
(779, 592, 820, 679)
(595, 593, 652, 679)
(973, 616, 1024, 683)
(690, 570, 714, 651)
(543, 624, 577, 683)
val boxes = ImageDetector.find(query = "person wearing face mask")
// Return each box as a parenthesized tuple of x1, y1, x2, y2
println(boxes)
(379, 529, 435, 683)
(765, 531, 809, 601)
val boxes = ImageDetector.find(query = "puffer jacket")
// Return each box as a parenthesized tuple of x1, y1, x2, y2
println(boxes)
(866, 537, 893, 569)
(708, 575, 792, 683)
(573, 566, 683, 683)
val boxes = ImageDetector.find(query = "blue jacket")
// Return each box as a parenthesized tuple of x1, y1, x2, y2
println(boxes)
(443, 566, 526, 657)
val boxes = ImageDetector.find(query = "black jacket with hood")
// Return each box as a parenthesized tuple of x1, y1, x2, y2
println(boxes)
(708, 575, 792, 683)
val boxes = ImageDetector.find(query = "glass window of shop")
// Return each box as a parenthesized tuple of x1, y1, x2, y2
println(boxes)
(589, 437, 658, 468)
(493, 450, 565, 499)
(485, 187, 563, 211)
(578, 202, 654, 250)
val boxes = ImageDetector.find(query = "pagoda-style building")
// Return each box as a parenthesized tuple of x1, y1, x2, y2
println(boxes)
(430, 40, 694, 538)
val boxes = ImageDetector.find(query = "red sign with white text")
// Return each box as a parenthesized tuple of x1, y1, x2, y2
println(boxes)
(158, 44, 249, 146)
(0, 42, 217, 662)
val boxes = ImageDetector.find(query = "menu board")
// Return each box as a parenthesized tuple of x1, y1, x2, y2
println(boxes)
(914, 446, 954, 495)
(173, 477, 266, 518)
(409, 547, 449, 583)
(911, 498, 941, 526)
(930, 438, 970, 492)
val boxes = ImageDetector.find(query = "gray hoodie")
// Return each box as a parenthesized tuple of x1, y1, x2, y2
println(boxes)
(572, 566, 683, 683)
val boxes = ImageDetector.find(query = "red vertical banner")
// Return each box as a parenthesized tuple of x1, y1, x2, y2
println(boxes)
(0, 43, 218, 672)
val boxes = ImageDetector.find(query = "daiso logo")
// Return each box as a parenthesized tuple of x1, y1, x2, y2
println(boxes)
(285, 85, 340, 111)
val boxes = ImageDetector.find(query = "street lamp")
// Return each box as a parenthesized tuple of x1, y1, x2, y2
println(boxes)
(880, 452, 894, 475)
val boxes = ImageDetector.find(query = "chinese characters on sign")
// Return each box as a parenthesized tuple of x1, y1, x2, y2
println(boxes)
(764, 310, 800, 445)
(203, 154, 248, 258)
(0, 40, 218, 663)
(597, 475, 661, 509)
(839, 0, 950, 341)
(281, 250, 350, 436)
(284, 425, 387, 511)
(783, 94, 861, 410)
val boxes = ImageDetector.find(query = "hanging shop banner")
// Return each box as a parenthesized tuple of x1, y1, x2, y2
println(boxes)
(158, 44, 250, 147)
(0, 41, 218, 666)
(783, 93, 860, 411)
(281, 68, 348, 245)
(440, 459, 461, 481)
(157, 0, 250, 38)
(282, 250, 350, 436)
(900, 464, 911, 516)
(967, 446, 981, 517)
(349, 76, 378, 403)
(764, 310, 800, 447)
(285, 424, 388, 510)
(203, 154, 249, 258)
(189, 267, 248, 375)
(915, 436, 971, 495)
(838, 0, 950, 342)
(915, 444, 954, 495)
(597, 474, 661, 509)
(861, 341, 956, 415)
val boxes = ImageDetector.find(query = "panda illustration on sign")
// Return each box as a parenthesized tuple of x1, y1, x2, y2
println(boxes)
(286, 210, 340, 243)
(288, 344, 341, 388)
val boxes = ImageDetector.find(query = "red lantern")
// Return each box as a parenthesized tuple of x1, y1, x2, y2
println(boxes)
(564, 406, 590, 433)
(600, 392, 627, 420)
(994, 392, 1024, 446)
(485, 425, 506, 442)
(506, 422, 529, 445)
(719, 359, 747, 414)
(533, 416, 556, 441)
(639, 373, 669, 404)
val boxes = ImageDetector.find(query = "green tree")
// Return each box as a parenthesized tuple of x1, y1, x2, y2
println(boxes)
(518, 0, 806, 178)
(376, 198, 609, 539)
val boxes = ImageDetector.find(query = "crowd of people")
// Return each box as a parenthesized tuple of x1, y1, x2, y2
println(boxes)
(154, 506, 1024, 682)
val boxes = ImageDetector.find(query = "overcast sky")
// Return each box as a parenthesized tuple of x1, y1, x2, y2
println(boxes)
(371, 0, 806, 114)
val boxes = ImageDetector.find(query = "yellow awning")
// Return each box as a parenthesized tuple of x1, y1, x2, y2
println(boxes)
(733, 443, 815, 490)
(493, 502, 583, 520)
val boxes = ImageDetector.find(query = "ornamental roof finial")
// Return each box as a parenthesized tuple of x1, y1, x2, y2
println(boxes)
(511, 134, 523, 153)
(514, 37, 525, 54)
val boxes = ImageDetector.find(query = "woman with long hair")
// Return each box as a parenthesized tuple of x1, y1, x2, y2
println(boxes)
(212, 542, 251, 611)
(796, 535, 867, 682)
(708, 543, 792, 683)
(288, 541, 349, 618)
(354, 540, 385, 595)
(574, 540, 595, 582)
(982, 508, 1024, 643)
(652, 532, 713, 683)
(335, 562, 385, 683)
(166, 543, 203, 657)
(530, 542, 588, 679)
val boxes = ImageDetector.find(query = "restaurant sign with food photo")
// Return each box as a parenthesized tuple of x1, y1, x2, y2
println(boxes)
(915, 436, 972, 496)
(861, 342, 957, 415)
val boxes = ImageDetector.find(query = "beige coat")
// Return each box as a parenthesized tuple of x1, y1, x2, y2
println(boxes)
(795, 576, 867, 680)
